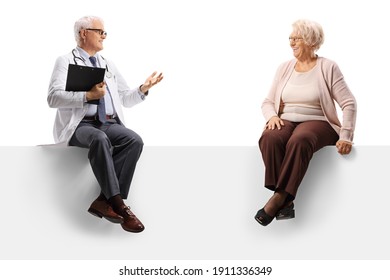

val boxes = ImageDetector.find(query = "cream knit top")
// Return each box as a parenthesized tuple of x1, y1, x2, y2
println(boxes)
(280, 65, 327, 122)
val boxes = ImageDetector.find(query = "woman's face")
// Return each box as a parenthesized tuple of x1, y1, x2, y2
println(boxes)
(289, 32, 313, 60)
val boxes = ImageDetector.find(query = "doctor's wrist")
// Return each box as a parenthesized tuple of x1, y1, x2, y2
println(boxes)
(139, 84, 149, 95)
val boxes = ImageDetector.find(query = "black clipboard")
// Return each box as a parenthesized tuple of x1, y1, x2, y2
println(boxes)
(65, 64, 106, 91)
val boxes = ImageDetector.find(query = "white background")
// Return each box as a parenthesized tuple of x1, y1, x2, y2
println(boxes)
(1, 1, 389, 278)
(0, 0, 387, 146)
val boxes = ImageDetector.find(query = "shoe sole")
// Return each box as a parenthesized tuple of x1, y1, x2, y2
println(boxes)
(88, 208, 124, 224)
(275, 209, 295, 220)
(120, 224, 145, 233)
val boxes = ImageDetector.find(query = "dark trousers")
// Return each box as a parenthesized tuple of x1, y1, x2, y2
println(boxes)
(258, 120, 338, 198)
(69, 119, 143, 200)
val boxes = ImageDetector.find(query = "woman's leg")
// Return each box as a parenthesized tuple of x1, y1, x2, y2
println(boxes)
(256, 120, 338, 224)
(277, 120, 339, 198)
(258, 120, 296, 191)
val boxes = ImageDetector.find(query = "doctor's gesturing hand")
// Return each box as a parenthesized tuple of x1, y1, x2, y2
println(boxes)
(140, 71, 164, 94)
(86, 82, 106, 101)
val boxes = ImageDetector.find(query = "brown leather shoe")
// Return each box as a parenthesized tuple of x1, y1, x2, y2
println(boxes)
(88, 199, 124, 224)
(120, 206, 145, 233)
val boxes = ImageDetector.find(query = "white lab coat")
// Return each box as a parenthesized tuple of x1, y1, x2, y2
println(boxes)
(47, 48, 144, 145)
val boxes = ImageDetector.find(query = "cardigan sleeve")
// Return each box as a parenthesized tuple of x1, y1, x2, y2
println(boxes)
(326, 61, 357, 142)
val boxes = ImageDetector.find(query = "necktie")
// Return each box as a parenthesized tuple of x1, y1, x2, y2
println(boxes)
(89, 56, 106, 123)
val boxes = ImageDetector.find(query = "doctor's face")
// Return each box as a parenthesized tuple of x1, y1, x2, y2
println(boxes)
(80, 19, 107, 55)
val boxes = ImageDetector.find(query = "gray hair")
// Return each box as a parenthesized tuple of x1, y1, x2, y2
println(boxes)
(74, 16, 104, 45)
(292, 19, 324, 51)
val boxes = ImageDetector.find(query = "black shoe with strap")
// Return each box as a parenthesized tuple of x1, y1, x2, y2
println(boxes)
(255, 203, 295, 226)
(254, 208, 274, 226)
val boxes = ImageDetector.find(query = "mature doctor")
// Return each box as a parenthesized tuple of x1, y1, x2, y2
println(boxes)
(47, 16, 163, 233)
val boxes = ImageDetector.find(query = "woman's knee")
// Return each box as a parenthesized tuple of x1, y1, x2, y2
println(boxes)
(259, 131, 284, 149)
(287, 132, 315, 151)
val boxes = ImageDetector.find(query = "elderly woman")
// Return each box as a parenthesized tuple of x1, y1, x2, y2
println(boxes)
(255, 19, 357, 226)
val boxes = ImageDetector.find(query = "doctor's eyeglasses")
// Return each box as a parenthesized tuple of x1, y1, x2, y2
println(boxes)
(86, 28, 108, 36)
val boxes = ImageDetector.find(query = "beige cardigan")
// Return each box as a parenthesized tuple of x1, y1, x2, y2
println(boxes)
(261, 57, 357, 142)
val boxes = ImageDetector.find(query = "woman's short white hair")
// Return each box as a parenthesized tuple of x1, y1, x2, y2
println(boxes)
(74, 16, 104, 45)
(292, 19, 324, 51)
